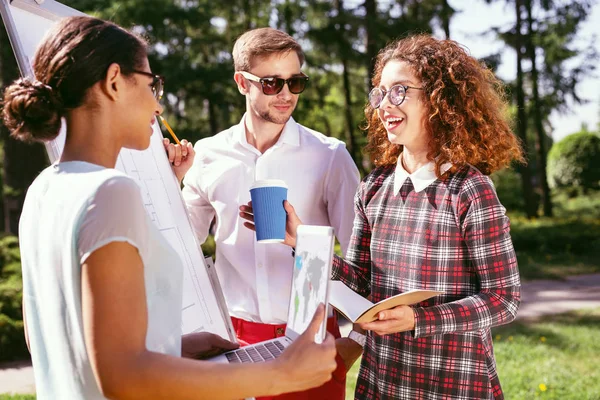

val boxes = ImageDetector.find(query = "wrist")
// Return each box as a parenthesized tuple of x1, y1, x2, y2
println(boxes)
(348, 330, 366, 348)
(267, 358, 291, 396)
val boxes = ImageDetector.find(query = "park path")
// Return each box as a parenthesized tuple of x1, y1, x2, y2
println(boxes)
(2, 273, 600, 395)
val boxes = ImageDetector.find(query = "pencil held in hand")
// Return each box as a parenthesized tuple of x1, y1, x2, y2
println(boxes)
(159, 116, 181, 145)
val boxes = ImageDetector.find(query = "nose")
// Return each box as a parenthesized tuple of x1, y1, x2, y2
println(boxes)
(379, 92, 394, 110)
(277, 83, 293, 100)
(155, 101, 164, 115)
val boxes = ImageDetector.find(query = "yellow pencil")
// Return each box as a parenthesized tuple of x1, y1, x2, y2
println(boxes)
(159, 116, 181, 145)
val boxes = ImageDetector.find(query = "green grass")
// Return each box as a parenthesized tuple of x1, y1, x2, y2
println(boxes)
(345, 308, 600, 399)
(0, 395, 35, 400)
(346, 359, 361, 400)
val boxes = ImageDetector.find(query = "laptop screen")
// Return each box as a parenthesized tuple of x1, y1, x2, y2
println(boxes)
(286, 225, 334, 343)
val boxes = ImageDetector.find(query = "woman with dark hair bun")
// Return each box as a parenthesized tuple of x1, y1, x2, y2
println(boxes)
(5, 15, 337, 400)
(243, 34, 522, 400)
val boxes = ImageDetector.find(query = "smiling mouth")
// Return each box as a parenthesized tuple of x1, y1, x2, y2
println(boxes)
(386, 116, 404, 129)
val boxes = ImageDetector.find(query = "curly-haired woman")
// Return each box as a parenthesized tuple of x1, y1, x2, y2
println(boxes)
(242, 34, 522, 399)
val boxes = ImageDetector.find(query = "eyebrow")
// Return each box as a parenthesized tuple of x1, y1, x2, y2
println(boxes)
(263, 73, 305, 78)
(381, 80, 415, 88)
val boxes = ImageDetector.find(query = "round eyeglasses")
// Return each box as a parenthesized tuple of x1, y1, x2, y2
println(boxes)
(132, 70, 165, 101)
(239, 71, 309, 95)
(368, 84, 423, 109)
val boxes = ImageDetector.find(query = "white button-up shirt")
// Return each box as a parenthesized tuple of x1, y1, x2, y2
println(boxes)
(182, 115, 360, 324)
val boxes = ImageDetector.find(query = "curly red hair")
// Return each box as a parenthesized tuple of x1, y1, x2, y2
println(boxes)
(364, 35, 524, 176)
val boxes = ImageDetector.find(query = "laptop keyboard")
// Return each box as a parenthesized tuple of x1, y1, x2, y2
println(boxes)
(225, 340, 286, 363)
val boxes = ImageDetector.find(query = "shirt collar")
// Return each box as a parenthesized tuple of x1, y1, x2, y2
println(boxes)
(393, 154, 452, 195)
(236, 114, 300, 149)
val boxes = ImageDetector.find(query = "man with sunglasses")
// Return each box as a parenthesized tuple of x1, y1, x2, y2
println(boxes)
(181, 27, 360, 400)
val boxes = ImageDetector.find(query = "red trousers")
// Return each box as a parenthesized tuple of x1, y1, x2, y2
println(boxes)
(231, 315, 346, 400)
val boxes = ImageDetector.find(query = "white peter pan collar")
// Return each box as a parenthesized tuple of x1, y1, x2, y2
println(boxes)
(393, 155, 452, 195)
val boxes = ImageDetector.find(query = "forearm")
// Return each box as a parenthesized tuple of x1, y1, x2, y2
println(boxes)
(103, 351, 286, 400)
(331, 255, 371, 297)
(413, 286, 521, 338)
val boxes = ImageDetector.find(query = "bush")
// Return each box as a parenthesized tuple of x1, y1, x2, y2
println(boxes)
(491, 167, 525, 212)
(0, 234, 28, 362)
(0, 313, 28, 362)
(510, 217, 600, 254)
(547, 131, 600, 193)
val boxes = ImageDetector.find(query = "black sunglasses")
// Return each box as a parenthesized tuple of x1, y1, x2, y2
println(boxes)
(239, 71, 309, 95)
(369, 84, 423, 109)
(131, 70, 165, 101)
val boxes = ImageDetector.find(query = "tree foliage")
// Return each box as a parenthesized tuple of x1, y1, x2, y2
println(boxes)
(547, 130, 600, 193)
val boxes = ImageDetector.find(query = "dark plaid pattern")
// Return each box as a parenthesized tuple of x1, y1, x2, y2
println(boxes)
(332, 164, 520, 400)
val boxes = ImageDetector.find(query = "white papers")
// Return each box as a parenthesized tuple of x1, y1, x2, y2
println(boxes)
(2, 0, 234, 340)
(329, 281, 376, 322)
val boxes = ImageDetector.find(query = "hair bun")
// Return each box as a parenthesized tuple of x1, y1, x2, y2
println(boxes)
(2, 78, 64, 143)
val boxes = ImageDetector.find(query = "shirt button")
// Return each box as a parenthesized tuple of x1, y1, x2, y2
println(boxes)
(276, 327, 285, 336)
(258, 263, 263, 268)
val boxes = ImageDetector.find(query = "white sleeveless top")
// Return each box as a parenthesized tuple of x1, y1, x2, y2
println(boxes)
(19, 161, 183, 400)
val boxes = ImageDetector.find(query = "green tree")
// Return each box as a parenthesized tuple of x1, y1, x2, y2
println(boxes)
(547, 130, 600, 193)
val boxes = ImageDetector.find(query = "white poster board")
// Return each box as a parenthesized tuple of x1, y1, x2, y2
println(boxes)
(0, 0, 235, 341)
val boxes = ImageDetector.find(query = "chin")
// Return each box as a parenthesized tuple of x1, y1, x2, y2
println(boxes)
(387, 131, 403, 145)
(261, 111, 292, 125)
(124, 138, 152, 151)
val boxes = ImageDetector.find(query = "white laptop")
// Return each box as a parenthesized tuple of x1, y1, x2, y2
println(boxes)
(209, 225, 335, 364)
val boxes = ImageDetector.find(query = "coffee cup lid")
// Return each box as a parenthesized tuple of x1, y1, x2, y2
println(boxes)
(250, 179, 288, 190)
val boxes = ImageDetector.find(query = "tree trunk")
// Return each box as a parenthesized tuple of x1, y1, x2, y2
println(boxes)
(341, 57, 358, 164)
(243, 0, 252, 30)
(0, 27, 49, 234)
(440, 0, 451, 39)
(207, 97, 219, 135)
(282, 0, 295, 36)
(364, 0, 378, 90)
(336, 0, 359, 168)
(525, 0, 553, 217)
(514, 0, 538, 218)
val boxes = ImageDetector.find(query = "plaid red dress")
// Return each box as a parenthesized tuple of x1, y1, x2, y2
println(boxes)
(333, 164, 521, 400)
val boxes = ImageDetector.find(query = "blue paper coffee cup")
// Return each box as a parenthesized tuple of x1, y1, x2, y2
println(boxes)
(249, 179, 288, 243)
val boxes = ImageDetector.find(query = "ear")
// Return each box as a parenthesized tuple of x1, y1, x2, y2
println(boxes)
(100, 63, 123, 102)
(233, 72, 249, 95)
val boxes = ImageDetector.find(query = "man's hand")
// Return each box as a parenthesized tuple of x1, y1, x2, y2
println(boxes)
(163, 138, 195, 183)
(181, 332, 239, 360)
(335, 337, 363, 372)
(359, 305, 415, 336)
(239, 200, 303, 248)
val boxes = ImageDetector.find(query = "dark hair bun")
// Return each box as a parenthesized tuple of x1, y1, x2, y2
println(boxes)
(2, 78, 64, 143)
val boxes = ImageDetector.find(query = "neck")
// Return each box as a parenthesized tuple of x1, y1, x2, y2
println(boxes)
(244, 108, 286, 154)
(60, 107, 122, 168)
(401, 147, 430, 174)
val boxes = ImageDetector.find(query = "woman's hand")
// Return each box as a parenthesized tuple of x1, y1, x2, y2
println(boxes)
(359, 305, 416, 336)
(272, 304, 337, 394)
(181, 332, 239, 360)
(163, 138, 195, 183)
(238, 200, 303, 248)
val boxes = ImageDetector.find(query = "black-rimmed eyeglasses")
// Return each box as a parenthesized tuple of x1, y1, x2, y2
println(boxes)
(368, 84, 423, 109)
(239, 71, 309, 95)
(132, 70, 165, 101)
